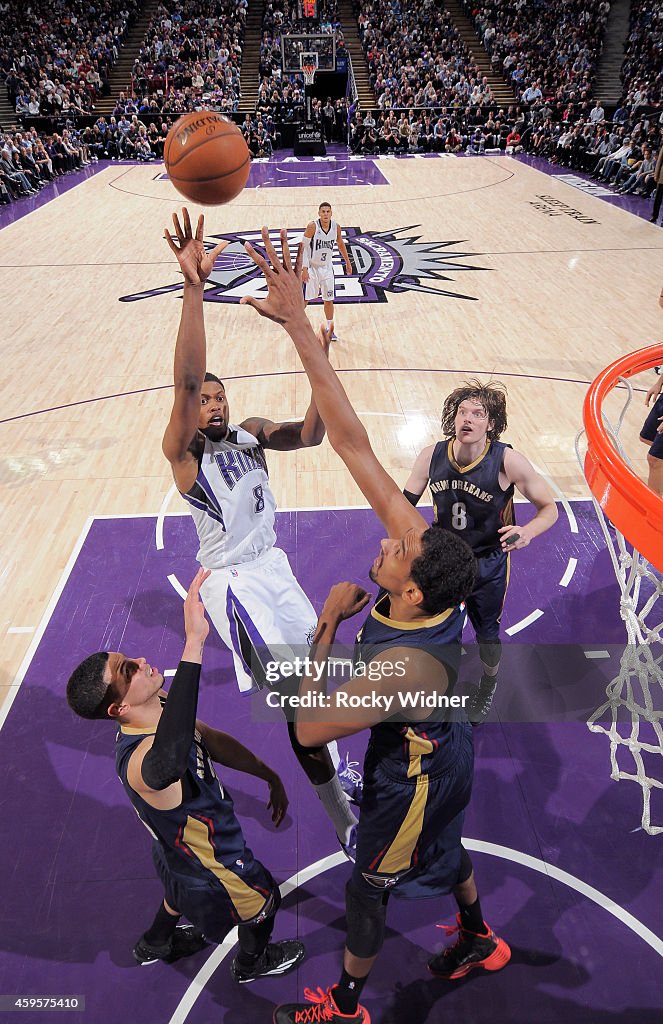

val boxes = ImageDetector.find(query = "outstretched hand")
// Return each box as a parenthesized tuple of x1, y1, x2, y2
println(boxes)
(183, 567, 211, 644)
(240, 227, 307, 327)
(164, 208, 228, 287)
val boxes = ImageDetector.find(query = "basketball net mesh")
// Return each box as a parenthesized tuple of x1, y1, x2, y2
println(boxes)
(576, 375, 663, 836)
(302, 64, 316, 86)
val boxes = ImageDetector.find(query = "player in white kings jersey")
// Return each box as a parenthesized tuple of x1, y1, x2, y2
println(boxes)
(302, 202, 352, 341)
(162, 209, 360, 857)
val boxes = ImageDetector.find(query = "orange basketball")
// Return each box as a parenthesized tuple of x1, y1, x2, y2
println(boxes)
(163, 111, 251, 205)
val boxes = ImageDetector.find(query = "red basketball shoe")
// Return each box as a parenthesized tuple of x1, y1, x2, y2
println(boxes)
(428, 914, 511, 979)
(273, 986, 370, 1023)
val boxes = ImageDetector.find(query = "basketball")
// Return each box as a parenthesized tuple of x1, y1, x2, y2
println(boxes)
(163, 111, 251, 205)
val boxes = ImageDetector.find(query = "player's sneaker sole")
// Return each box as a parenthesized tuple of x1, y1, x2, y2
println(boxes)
(273, 1005, 370, 1023)
(273, 986, 371, 1023)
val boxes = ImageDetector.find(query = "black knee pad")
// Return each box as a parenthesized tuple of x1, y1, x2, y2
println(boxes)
(287, 719, 325, 757)
(479, 638, 502, 669)
(456, 845, 473, 885)
(345, 880, 389, 959)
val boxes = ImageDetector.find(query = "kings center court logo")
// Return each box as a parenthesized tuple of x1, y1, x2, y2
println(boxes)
(119, 226, 486, 304)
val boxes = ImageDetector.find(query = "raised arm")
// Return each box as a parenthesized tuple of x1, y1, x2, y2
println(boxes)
(241, 228, 427, 539)
(127, 569, 210, 810)
(161, 210, 227, 492)
(240, 327, 329, 450)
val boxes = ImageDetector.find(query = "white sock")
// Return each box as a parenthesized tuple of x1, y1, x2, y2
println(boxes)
(315, 775, 357, 843)
(326, 319, 333, 331)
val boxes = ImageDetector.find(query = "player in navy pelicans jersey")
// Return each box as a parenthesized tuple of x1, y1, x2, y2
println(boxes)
(404, 381, 557, 722)
(66, 571, 303, 982)
(162, 211, 360, 861)
(241, 230, 510, 1024)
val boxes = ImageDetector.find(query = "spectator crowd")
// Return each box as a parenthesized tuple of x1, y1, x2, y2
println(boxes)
(2, 0, 139, 116)
(0, 122, 96, 204)
(0, 0, 660, 218)
(127, 0, 247, 116)
(357, 0, 495, 111)
(620, 0, 662, 115)
(462, 0, 609, 110)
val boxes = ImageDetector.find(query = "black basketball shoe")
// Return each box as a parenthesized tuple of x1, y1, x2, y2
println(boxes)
(466, 678, 497, 725)
(133, 924, 207, 966)
(230, 939, 305, 983)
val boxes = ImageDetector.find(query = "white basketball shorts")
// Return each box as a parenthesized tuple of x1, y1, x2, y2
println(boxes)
(305, 265, 335, 302)
(200, 546, 318, 694)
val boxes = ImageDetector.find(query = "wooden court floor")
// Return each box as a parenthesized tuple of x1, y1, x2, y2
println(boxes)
(0, 154, 661, 714)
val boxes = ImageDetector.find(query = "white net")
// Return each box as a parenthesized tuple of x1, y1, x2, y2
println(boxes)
(576, 374, 663, 836)
(302, 64, 316, 86)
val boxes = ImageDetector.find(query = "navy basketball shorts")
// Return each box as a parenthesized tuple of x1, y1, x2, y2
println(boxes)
(640, 395, 663, 460)
(351, 725, 474, 900)
(466, 548, 509, 641)
(151, 843, 277, 943)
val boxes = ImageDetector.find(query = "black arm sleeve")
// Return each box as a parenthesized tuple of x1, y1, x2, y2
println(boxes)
(403, 489, 423, 506)
(141, 661, 201, 791)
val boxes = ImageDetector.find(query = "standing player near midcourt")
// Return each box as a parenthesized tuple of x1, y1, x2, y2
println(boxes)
(640, 372, 663, 496)
(403, 381, 558, 722)
(302, 202, 352, 340)
(66, 570, 304, 983)
(241, 230, 510, 1024)
(162, 209, 360, 858)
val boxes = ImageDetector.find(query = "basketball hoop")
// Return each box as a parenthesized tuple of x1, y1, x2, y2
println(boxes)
(302, 63, 317, 87)
(576, 344, 663, 836)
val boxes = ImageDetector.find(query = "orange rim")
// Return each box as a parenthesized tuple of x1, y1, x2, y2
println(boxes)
(583, 344, 663, 572)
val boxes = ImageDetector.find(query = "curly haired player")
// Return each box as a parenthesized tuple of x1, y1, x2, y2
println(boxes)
(404, 380, 558, 722)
